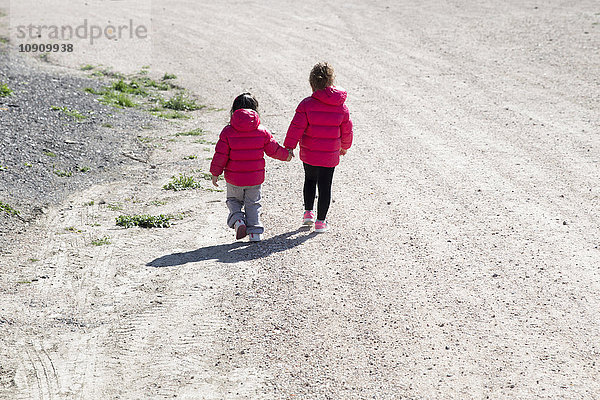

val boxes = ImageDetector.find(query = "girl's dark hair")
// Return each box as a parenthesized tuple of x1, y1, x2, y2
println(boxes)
(309, 62, 335, 92)
(230, 92, 259, 117)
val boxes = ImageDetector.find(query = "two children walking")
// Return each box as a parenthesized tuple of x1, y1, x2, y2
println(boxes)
(210, 62, 353, 241)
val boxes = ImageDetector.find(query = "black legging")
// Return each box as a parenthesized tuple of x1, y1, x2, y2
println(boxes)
(303, 163, 335, 221)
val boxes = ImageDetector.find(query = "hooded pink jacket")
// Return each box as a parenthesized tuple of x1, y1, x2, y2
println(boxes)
(210, 109, 289, 187)
(284, 86, 353, 168)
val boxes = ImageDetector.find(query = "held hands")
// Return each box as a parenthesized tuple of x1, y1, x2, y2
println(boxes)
(340, 148, 348, 156)
(211, 175, 219, 187)
(286, 148, 295, 162)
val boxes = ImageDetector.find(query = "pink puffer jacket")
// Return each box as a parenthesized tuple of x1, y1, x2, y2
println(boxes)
(210, 109, 289, 187)
(284, 86, 353, 168)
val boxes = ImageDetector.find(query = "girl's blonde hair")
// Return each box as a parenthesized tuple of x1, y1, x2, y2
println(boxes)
(309, 62, 335, 92)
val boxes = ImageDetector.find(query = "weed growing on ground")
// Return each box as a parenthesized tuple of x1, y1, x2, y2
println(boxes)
(102, 122, 114, 128)
(0, 165, 7, 170)
(162, 93, 203, 111)
(65, 226, 83, 233)
(163, 174, 202, 191)
(0, 201, 19, 216)
(53, 169, 72, 177)
(115, 214, 177, 228)
(0, 83, 13, 97)
(100, 91, 135, 108)
(184, 155, 197, 160)
(106, 203, 123, 211)
(44, 151, 57, 157)
(80, 64, 95, 71)
(176, 128, 204, 136)
(163, 73, 177, 80)
(154, 111, 190, 119)
(112, 79, 149, 96)
(150, 200, 168, 206)
(50, 106, 87, 120)
(84, 200, 95, 206)
(79, 166, 90, 172)
(0, 37, 8, 44)
(91, 236, 111, 246)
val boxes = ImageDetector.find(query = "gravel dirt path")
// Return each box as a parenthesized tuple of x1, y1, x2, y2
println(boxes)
(1, 1, 599, 399)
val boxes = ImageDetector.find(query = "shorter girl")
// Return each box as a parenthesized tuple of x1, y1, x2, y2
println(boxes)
(284, 62, 353, 232)
(210, 93, 292, 242)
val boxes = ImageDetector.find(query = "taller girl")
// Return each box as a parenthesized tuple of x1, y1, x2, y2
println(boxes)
(284, 62, 353, 232)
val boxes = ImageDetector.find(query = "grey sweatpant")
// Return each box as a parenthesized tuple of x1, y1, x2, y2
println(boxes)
(226, 183, 264, 234)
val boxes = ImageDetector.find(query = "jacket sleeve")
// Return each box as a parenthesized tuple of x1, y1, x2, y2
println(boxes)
(283, 101, 308, 149)
(209, 129, 230, 176)
(264, 130, 290, 161)
(340, 105, 353, 150)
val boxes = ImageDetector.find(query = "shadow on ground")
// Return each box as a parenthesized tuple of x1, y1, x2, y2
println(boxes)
(147, 227, 317, 267)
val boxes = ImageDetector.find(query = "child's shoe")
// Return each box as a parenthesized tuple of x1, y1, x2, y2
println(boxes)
(234, 219, 247, 240)
(249, 233, 262, 242)
(314, 220, 329, 232)
(302, 210, 316, 225)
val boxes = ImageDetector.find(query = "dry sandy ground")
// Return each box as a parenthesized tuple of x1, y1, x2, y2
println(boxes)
(1, 0, 600, 399)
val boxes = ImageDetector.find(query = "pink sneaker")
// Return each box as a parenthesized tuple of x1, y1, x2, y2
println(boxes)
(303, 210, 315, 225)
(234, 219, 247, 240)
(314, 220, 329, 232)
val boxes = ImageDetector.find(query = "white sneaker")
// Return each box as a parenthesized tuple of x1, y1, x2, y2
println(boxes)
(234, 219, 247, 240)
(249, 233, 262, 242)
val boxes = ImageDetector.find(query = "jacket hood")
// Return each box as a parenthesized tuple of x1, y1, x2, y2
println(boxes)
(312, 86, 347, 106)
(231, 109, 260, 131)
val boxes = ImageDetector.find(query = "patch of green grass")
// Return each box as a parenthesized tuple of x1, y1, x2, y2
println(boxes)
(106, 203, 123, 211)
(29, 258, 39, 263)
(24, 163, 32, 167)
(112, 79, 149, 96)
(162, 73, 177, 80)
(184, 155, 197, 160)
(0, 82, 13, 97)
(161, 93, 203, 111)
(0, 165, 7, 170)
(163, 174, 202, 191)
(80, 64, 95, 71)
(0, 201, 19, 216)
(84, 200, 95, 206)
(0, 37, 9, 44)
(39, 53, 49, 62)
(84, 87, 103, 95)
(150, 200, 167, 206)
(53, 169, 72, 177)
(115, 214, 176, 228)
(154, 111, 190, 119)
(44, 151, 57, 157)
(17, 281, 32, 285)
(139, 77, 170, 90)
(65, 226, 83, 233)
(78, 166, 90, 173)
(176, 128, 205, 137)
(100, 91, 135, 108)
(91, 236, 111, 246)
(50, 106, 87, 120)
(102, 122, 113, 128)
